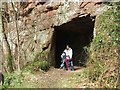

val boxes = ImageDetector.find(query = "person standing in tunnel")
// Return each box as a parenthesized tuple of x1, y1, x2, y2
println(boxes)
(64, 45, 74, 71)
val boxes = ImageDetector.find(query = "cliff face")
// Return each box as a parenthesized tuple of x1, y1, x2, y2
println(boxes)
(1, 1, 109, 68)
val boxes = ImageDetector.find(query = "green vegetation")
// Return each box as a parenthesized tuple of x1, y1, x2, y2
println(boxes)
(81, 2, 120, 88)
(1, 50, 50, 88)
(1, 60, 50, 88)
(1, 71, 23, 88)
(23, 51, 50, 73)
(24, 60, 50, 72)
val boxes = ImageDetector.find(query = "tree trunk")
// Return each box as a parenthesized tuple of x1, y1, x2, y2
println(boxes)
(11, 2, 20, 71)
(0, 2, 13, 72)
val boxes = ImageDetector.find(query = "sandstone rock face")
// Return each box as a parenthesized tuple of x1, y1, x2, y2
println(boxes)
(2, 1, 108, 68)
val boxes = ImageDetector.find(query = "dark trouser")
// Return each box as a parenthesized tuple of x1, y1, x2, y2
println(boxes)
(68, 60, 74, 71)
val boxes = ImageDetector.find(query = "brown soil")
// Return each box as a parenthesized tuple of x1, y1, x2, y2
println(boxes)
(24, 66, 88, 88)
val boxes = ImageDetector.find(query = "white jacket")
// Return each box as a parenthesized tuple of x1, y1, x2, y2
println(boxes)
(64, 48, 73, 60)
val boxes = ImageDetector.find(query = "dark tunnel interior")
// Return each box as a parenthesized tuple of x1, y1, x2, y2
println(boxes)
(50, 14, 95, 68)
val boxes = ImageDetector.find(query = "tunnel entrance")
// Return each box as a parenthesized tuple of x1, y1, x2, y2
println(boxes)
(50, 14, 95, 68)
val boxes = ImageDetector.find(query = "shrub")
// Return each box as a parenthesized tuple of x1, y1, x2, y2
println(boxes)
(24, 60, 50, 72)
(24, 50, 50, 72)
(33, 61, 50, 71)
(3, 71, 23, 88)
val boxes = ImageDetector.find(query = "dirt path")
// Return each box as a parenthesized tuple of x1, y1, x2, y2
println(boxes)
(21, 66, 97, 88)
(22, 66, 90, 88)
